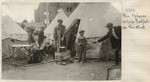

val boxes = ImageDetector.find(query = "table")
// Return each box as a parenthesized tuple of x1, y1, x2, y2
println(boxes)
(12, 44, 32, 57)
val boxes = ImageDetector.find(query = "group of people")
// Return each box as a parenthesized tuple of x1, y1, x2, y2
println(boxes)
(76, 22, 121, 65)
(27, 19, 67, 63)
(27, 18, 121, 66)
(27, 26, 47, 63)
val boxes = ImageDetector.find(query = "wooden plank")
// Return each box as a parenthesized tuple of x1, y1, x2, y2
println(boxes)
(23, 60, 55, 67)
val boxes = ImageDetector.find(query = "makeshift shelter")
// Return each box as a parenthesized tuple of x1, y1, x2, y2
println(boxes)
(63, 3, 121, 59)
(2, 15, 28, 41)
(2, 15, 29, 59)
(44, 8, 68, 40)
(2, 31, 18, 64)
(64, 2, 121, 39)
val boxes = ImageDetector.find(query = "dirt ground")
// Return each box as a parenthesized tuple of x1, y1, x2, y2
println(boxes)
(2, 40, 120, 80)
(2, 57, 115, 80)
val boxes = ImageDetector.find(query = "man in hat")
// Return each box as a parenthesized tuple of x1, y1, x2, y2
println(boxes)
(53, 19, 66, 45)
(96, 23, 121, 65)
(77, 30, 87, 63)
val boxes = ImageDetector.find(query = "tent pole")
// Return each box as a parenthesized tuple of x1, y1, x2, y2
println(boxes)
(57, 29, 60, 52)
(12, 39, 17, 58)
(46, 3, 49, 27)
(7, 38, 12, 55)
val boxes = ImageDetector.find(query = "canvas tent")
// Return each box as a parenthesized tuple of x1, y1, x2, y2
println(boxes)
(2, 15, 29, 58)
(2, 31, 19, 65)
(63, 3, 121, 59)
(44, 8, 68, 40)
(2, 15, 28, 41)
(2, 30, 10, 40)
(64, 2, 121, 39)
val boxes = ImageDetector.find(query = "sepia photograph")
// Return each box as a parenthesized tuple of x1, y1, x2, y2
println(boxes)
(2, 2, 121, 80)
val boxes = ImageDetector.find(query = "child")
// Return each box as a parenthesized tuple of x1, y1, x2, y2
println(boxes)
(43, 41, 55, 59)
(77, 30, 87, 63)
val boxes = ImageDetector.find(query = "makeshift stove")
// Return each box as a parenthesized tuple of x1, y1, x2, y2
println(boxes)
(55, 46, 70, 65)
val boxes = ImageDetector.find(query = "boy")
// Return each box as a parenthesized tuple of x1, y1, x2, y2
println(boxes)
(77, 30, 87, 63)
(43, 41, 55, 59)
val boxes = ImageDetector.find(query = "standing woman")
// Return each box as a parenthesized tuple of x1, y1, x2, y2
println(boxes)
(38, 26, 46, 58)
(53, 19, 66, 47)
(38, 26, 46, 48)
